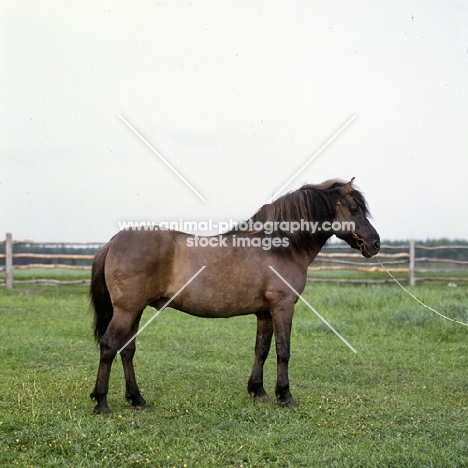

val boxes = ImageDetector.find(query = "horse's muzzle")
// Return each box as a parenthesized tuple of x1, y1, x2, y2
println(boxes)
(363, 238, 380, 258)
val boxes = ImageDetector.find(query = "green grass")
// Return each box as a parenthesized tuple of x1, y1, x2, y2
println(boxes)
(0, 268, 91, 282)
(1, 282, 468, 467)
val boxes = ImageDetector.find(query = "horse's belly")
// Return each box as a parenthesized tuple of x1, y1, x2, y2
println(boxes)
(169, 285, 267, 318)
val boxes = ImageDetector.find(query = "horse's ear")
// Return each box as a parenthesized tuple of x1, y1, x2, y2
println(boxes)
(340, 177, 355, 195)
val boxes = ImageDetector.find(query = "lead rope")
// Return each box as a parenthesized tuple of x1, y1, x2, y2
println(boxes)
(336, 200, 468, 327)
(375, 256, 468, 327)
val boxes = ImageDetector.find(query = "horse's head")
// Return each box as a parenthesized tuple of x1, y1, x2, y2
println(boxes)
(332, 178, 380, 258)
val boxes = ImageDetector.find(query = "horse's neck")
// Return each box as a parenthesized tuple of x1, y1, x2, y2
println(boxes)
(288, 236, 328, 271)
(306, 233, 331, 265)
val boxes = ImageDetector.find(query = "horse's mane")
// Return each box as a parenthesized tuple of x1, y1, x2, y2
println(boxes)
(226, 179, 369, 254)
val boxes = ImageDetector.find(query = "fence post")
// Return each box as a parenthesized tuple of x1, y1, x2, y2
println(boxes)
(5, 233, 13, 289)
(409, 238, 415, 287)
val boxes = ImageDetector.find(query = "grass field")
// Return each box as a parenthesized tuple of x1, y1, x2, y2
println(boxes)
(1, 280, 468, 467)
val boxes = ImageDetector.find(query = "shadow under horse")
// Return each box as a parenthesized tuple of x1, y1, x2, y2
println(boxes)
(90, 178, 380, 414)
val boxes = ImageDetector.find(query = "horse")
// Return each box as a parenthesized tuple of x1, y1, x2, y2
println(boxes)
(89, 178, 380, 414)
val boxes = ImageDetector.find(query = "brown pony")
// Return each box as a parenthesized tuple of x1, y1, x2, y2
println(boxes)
(90, 178, 380, 413)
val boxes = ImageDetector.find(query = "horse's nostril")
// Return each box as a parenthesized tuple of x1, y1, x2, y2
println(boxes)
(373, 240, 380, 250)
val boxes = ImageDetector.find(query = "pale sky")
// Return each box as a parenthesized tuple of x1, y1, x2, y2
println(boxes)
(2, 1, 468, 243)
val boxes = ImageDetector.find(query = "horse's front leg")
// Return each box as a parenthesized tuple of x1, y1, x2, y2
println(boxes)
(271, 301, 298, 408)
(248, 313, 273, 402)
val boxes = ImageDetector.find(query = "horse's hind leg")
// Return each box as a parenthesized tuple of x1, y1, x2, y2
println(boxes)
(247, 313, 273, 402)
(120, 311, 147, 409)
(91, 309, 140, 414)
(90, 340, 114, 414)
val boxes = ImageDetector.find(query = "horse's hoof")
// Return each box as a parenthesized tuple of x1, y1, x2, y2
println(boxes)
(132, 404, 147, 411)
(93, 406, 111, 415)
(252, 393, 270, 403)
(278, 399, 298, 408)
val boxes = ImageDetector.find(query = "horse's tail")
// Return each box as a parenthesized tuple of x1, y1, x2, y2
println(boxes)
(90, 242, 113, 343)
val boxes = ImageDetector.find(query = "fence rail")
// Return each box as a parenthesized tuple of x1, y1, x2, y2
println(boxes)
(1, 233, 468, 288)
(307, 238, 468, 285)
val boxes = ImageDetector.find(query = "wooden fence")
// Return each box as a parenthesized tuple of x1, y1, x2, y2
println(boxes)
(307, 239, 468, 285)
(0, 234, 103, 288)
(1, 234, 468, 288)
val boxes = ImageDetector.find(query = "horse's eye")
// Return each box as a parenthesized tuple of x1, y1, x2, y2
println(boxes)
(350, 206, 360, 215)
